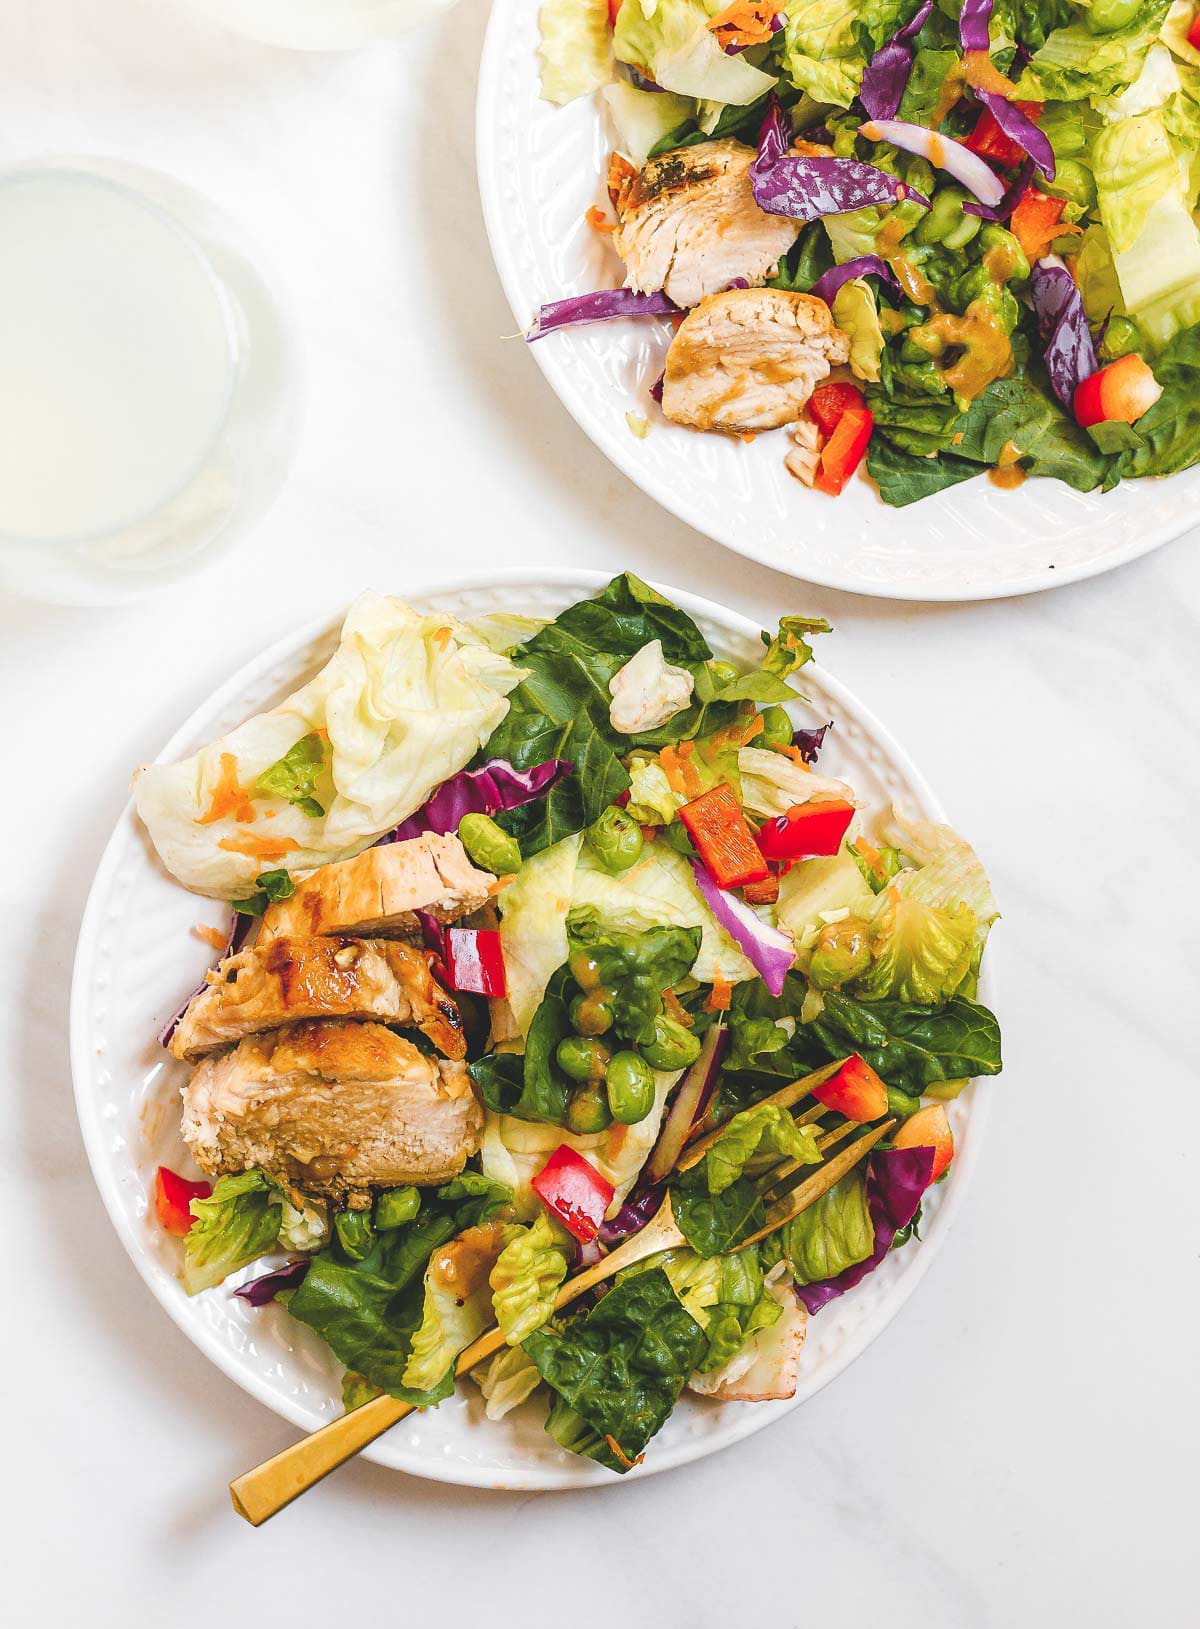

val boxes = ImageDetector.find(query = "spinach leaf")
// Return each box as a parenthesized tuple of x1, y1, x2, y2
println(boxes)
(782, 1168, 874, 1284)
(1113, 323, 1200, 479)
(804, 992, 1003, 1091)
(647, 91, 773, 159)
(469, 966, 575, 1123)
(286, 1176, 513, 1404)
(671, 1166, 766, 1257)
(232, 867, 296, 917)
(524, 1268, 706, 1470)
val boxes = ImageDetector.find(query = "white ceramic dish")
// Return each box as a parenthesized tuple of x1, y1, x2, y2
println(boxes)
(71, 569, 992, 1488)
(475, 1, 1199, 601)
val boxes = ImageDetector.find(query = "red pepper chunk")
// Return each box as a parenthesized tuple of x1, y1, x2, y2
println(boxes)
(678, 783, 769, 889)
(808, 381, 866, 436)
(441, 928, 507, 997)
(1073, 353, 1162, 429)
(965, 102, 1043, 169)
(755, 800, 855, 862)
(532, 1146, 615, 1243)
(812, 1055, 888, 1122)
(1189, 5, 1200, 48)
(815, 407, 873, 496)
(1010, 186, 1078, 263)
(155, 1166, 211, 1236)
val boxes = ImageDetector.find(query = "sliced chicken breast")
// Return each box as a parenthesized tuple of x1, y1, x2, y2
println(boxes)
(662, 288, 850, 433)
(610, 140, 801, 310)
(169, 936, 465, 1062)
(182, 1019, 484, 1197)
(259, 832, 495, 942)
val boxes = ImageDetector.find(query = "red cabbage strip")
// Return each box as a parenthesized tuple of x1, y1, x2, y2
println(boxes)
(527, 289, 678, 342)
(810, 258, 899, 306)
(795, 1145, 935, 1313)
(964, 154, 1036, 220)
(792, 720, 832, 763)
(157, 911, 252, 1048)
(859, 0, 933, 121)
(753, 93, 929, 219)
(958, 0, 1055, 179)
(385, 757, 574, 842)
(1030, 256, 1097, 409)
(233, 1258, 311, 1307)
(598, 1183, 665, 1245)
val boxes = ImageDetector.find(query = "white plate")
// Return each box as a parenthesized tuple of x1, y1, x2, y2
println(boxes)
(476, 3, 1199, 601)
(71, 569, 992, 1489)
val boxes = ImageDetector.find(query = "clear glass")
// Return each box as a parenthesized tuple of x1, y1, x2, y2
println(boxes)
(0, 158, 301, 605)
(174, 0, 457, 49)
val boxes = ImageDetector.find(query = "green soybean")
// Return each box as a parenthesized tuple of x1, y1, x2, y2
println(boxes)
(557, 1034, 610, 1083)
(565, 1083, 612, 1134)
(710, 659, 740, 687)
(605, 1051, 657, 1124)
(1086, 0, 1141, 30)
(886, 1085, 923, 1121)
(916, 189, 976, 249)
(570, 990, 615, 1037)
(374, 1186, 421, 1231)
(1099, 314, 1143, 361)
(334, 1209, 376, 1261)
(457, 813, 521, 876)
(586, 806, 645, 874)
(759, 705, 794, 749)
(641, 1015, 702, 1071)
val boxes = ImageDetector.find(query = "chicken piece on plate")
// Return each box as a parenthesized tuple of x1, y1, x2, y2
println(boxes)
(662, 288, 850, 434)
(169, 936, 465, 1062)
(182, 1020, 484, 1197)
(259, 832, 494, 942)
(609, 140, 801, 310)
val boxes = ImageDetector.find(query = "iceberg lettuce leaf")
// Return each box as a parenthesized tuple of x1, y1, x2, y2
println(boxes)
(538, 0, 613, 106)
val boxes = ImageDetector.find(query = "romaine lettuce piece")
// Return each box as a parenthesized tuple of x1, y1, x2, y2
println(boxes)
(704, 1101, 821, 1194)
(782, 1166, 874, 1283)
(775, 848, 877, 953)
(1016, 0, 1171, 101)
(136, 594, 525, 899)
(538, 0, 613, 106)
(402, 1221, 523, 1393)
(182, 1171, 282, 1295)
(495, 832, 583, 1038)
(779, 0, 904, 108)
(490, 1213, 572, 1344)
(615, 0, 778, 105)
(833, 278, 885, 382)
(471, 1345, 544, 1421)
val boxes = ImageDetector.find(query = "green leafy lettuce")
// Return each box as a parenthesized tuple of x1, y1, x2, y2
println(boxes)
(254, 731, 327, 818)
(1016, 0, 1171, 101)
(625, 1245, 783, 1370)
(614, 0, 778, 104)
(538, 0, 613, 106)
(781, 1166, 874, 1283)
(490, 1214, 572, 1344)
(182, 1171, 283, 1295)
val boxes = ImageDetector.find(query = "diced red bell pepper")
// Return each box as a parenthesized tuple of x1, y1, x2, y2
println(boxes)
(755, 800, 855, 862)
(808, 381, 866, 436)
(155, 1166, 211, 1236)
(608, 0, 622, 25)
(441, 927, 507, 998)
(965, 102, 1043, 168)
(678, 783, 769, 888)
(892, 1103, 955, 1182)
(812, 1055, 889, 1122)
(532, 1145, 615, 1243)
(1073, 353, 1162, 428)
(814, 407, 873, 496)
(1189, 5, 1200, 48)
(1009, 186, 1075, 262)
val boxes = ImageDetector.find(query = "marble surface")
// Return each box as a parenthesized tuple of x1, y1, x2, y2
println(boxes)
(2, 2, 1197, 1623)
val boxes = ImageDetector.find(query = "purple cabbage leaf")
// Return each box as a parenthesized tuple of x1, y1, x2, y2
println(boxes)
(860, 0, 934, 121)
(1030, 256, 1097, 410)
(794, 1145, 935, 1314)
(386, 757, 575, 843)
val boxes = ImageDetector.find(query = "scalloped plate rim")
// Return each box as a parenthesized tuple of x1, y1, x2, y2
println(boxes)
(70, 567, 994, 1489)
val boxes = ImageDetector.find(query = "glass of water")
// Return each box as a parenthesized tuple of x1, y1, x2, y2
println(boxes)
(0, 158, 301, 604)
(176, 0, 458, 49)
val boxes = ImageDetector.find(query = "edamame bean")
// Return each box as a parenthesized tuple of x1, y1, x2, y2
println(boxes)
(1099, 314, 1142, 361)
(457, 813, 521, 876)
(886, 1085, 923, 1120)
(586, 806, 645, 874)
(557, 1034, 610, 1083)
(641, 1015, 702, 1071)
(335, 1209, 375, 1261)
(916, 189, 974, 248)
(808, 917, 871, 990)
(605, 1051, 656, 1124)
(1086, 0, 1141, 31)
(570, 990, 615, 1036)
(566, 1083, 612, 1134)
(710, 659, 740, 687)
(1044, 159, 1096, 211)
(375, 1186, 421, 1231)
(759, 705, 793, 749)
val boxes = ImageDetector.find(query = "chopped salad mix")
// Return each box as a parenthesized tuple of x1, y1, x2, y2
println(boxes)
(147, 576, 1001, 1473)
(530, 0, 1200, 504)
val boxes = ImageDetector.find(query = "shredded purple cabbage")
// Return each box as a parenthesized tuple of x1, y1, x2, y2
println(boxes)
(753, 154, 929, 221)
(793, 721, 832, 763)
(809, 258, 900, 306)
(1030, 257, 1097, 409)
(527, 289, 678, 342)
(795, 1145, 935, 1313)
(385, 758, 574, 843)
(157, 912, 253, 1049)
(756, 92, 793, 168)
(650, 372, 665, 404)
(964, 155, 1036, 220)
(859, 0, 933, 121)
(958, 0, 1055, 178)
(233, 1257, 311, 1307)
(598, 1184, 665, 1246)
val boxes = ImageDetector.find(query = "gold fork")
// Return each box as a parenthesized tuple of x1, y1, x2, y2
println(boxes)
(230, 1065, 891, 1526)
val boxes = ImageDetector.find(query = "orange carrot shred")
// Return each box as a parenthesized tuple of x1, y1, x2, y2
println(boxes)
(603, 1435, 645, 1471)
(194, 924, 228, 952)
(585, 205, 617, 234)
(196, 753, 256, 826)
(705, 976, 733, 1013)
(663, 989, 694, 1029)
(217, 832, 300, 862)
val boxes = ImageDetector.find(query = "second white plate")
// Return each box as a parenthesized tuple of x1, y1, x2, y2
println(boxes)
(476, 2, 1199, 600)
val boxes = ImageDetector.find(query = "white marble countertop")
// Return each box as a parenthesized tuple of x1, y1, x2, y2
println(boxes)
(3, 2, 1198, 1622)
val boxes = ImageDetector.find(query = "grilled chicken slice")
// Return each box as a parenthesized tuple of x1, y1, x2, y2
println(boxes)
(181, 1020, 483, 1198)
(610, 140, 801, 310)
(259, 832, 495, 942)
(662, 288, 850, 433)
(169, 936, 465, 1062)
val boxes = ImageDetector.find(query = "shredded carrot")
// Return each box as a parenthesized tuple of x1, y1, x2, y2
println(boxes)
(772, 742, 810, 768)
(196, 752, 255, 826)
(663, 989, 694, 1029)
(607, 151, 638, 208)
(486, 873, 516, 897)
(705, 976, 733, 1013)
(193, 923, 228, 952)
(659, 743, 703, 799)
(585, 205, 617, 234)
(432, 626, 453, 650)
(854, 835, 881, 867)
(706, 0, 778, 49)
(217, 832, 300, 862)
(606, 1122, 629, 1162)
(736, 432, 757, 445)
(603, 1435, 645, 1471)
(711, 711, 764, 752)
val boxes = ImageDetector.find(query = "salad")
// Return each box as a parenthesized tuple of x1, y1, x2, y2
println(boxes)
(141, 575, 1001, 1474)
(529, 0, 1200, 505)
